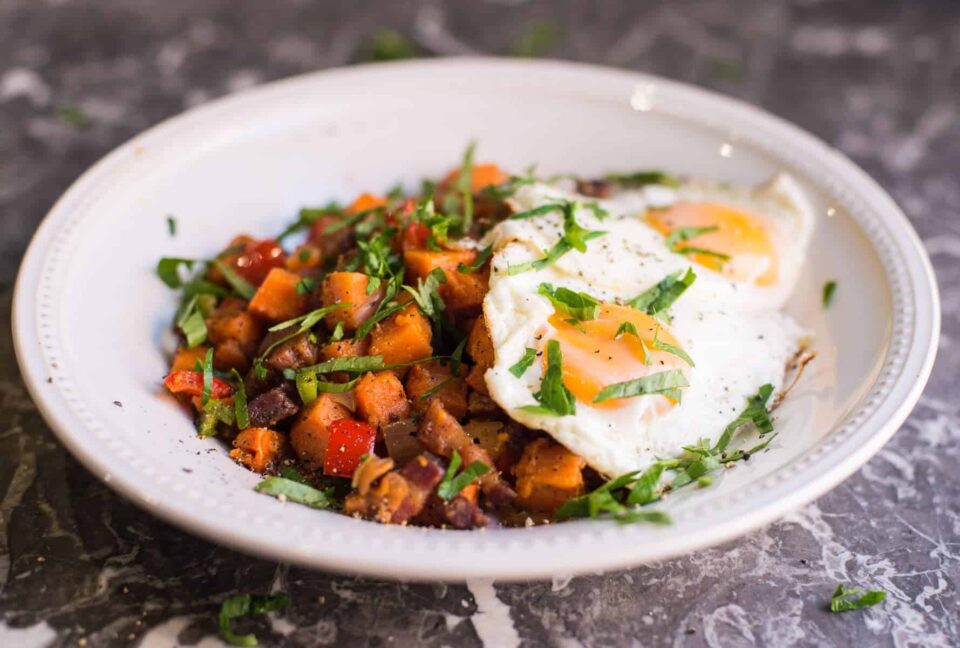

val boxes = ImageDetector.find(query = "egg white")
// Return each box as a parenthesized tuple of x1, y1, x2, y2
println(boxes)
(480, 177, 812, 478)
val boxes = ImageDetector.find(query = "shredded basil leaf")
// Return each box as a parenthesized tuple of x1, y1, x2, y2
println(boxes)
(201, 348, 215, 405)
(328, 321, 345, 343)
(296, 277, 318, 295)
(823, 280, 837, 309)
(593, 369, 688, 404)
(197, 398, 234, 438)
(664, 226, 730, 262)
(419, 377, 458, 401)
(214, 261, 256, 300)
(436, 450, 491, 501)
(157, 257, 195, 288)
(651, 327, 694, 367)
(519, 339, 576, 416)
(299, 355, 386, 376)
(457, 245, 493, 273)
(508, 202, 606, 275)
(538, 283, 601, 320)
(218, 593, 290, 647)
(229, 369, 249, 430)
(175, 294, 208, 349)
(450, 337, 467, 377)
(626, 268, 696, 316)
(829, 584, 886, 613)
(457, 141, 476, 234)
(605, 171, 680, 188)
(510, 203, 566, 220)
(556, 464, 672, 525)
(509, 347, 538, 377)
(166, 215, 177, 237)
(712, 383, 775, 454)
(255, 476, 336, 509)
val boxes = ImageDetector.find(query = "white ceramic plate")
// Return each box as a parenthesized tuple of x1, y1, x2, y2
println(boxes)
(13, 59, 939, 581)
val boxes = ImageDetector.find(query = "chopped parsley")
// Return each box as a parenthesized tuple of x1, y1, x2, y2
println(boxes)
(436, 450, 491, 501)
(166, 215, 177, 237)
(829, 584, 886, 613)
(510, 203, 566, 220)
(197, 398, 234, 438)
(711, 383, 774, 454)
(538, 283, 601, 320)
(218, 593, 290, 647)
(823, 280, 837, 309)
(593, 368, 688, 404)
(519, 339, 576, 416)
(626, 268, 696, 317)
(295, 277, 318, 295)
(509, 347, 538, 377)
(456, 141, 476, 234)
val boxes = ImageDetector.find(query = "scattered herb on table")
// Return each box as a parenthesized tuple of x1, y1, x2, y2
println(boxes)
(829, 584, 886, 613)
(218, 593, 289, 646)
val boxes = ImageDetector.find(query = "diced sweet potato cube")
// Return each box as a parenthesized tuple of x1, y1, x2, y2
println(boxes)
(369, 304, 432, 368)
(465, 316, 493, 394)
(214, 338, 251, 373)
(285, 244, 324, 272)
(355, 371, 411, 429)
(347, 193, 387, 214)
(290, 394, 352, 471)
(442, 164, 508, 193)
(405, 362, 468, 420)
(513, 438, 586, 514)
(403, 249, 488, 313)
(170, 345, 208, 373)
(248, 268, 310, 323)
(230, 427, 287, 473)
(321, 272, 384, 332)
(207, 297, 264, 357)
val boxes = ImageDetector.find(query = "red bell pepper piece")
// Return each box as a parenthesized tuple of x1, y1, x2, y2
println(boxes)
(402, 220, 430, 252)
(163, 370, 233, 400)
(323, 419, 377, 478)
(223, 239, 286, 286)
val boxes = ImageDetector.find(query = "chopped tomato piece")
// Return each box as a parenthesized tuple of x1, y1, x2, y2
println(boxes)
(323, 419, 377, 478)
(163, 370, 232, 399)
(221, 239, 286, 286)
(402, 220, 430, 251)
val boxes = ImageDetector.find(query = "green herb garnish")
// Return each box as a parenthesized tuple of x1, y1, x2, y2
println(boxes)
(275, 202, 342, 243)
(255, 476, 337, 509)
(626, 268, 696, 317)
(555, 463, 671, 524)
(229, 369, 249, 429)
(457, 245, 493, 274)
(365, 29, 420, 62)
(605, 171, 680, 188)
(512, 22, 560, 58)
(175, 294, 208, 349)
(166, 215, 177, 237)
(509, 347, 538, 377)
(538, 283, 601, 321)
(214, 261, 256, 300)
(823, 280, 837, 309)
(651, 327, 694, 367)
(197, 398, 234, 438)
(456, 141, 476, 234)
(510, 203, 566, 220)
(419, 377, 458, 401)
(218, 594, 290, 647)
(201, 347, 215, 405)
(829, 584, 886, 613)
(519, 339, 576, 416)
(711, 383, 774, 454)
(593, 368, 688, 404)
(57, 105, 90, 128)
(664, 226, 730, 262)
(157, 257, 196, 288)
(508, 203, 606, 275)
(295, 277, 318, 295)
(436, 450, 492, 501)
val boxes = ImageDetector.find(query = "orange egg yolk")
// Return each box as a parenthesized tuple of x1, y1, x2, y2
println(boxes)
(545, 304, 689, 410)
(645, 202, 778, 286)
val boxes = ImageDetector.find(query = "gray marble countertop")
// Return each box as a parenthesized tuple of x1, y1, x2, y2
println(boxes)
(1, 1, 958, 646)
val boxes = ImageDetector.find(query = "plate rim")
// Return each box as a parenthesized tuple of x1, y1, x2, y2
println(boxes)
(12, 57, 940, 581)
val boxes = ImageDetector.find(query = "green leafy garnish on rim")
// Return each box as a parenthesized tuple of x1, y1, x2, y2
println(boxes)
(822, 280, 837, 309)
(829, 584, 886, 613)
(519, 339, 576, 416)
(436, 449, 492, 501)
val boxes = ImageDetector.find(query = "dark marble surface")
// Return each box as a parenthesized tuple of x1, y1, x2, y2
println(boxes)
(1, 1, 958, 646)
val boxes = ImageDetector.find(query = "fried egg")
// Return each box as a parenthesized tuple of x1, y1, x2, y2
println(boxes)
(480, 175, 812, 477)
